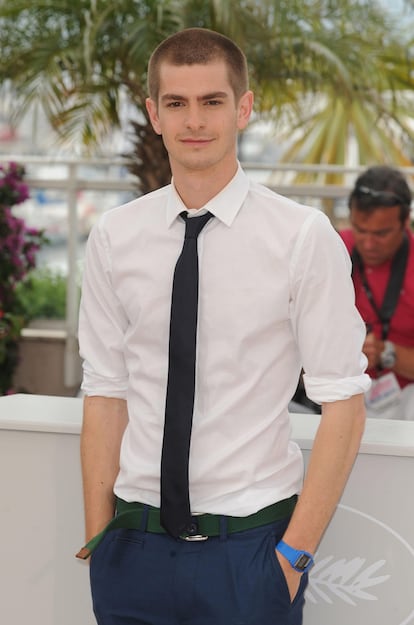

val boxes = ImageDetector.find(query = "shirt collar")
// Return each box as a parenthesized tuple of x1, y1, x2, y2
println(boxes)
(166, 163, 250, 228)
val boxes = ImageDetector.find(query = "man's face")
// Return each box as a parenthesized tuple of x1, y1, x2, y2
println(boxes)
(145, 60, 252, 178)
(350, 203, 408, 267)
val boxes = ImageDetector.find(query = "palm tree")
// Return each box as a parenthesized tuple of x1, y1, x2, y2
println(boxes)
(1, 0, 413, 194)
(0, 0, 180, 192)
(250, 1, 414, 186)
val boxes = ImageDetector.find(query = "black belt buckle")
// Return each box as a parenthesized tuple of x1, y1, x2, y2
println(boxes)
(180, 518, 209, 541)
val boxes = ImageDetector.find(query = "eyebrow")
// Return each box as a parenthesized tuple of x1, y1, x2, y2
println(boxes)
(351, 222, 396, 235)
(160, 91, 229, 103)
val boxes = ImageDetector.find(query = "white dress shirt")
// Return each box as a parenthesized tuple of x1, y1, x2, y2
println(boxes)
(79, 165, 370, 516)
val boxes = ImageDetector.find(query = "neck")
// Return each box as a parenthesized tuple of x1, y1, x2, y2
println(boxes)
(172, 162, 238, 210)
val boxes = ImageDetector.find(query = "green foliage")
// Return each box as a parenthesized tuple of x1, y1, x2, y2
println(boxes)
(14, 268, 68, 321)
(0, 310, 24, 388)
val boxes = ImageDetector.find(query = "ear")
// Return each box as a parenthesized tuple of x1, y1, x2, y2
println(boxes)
(237, 90, 254, 131)
(146, 97, 162, 135)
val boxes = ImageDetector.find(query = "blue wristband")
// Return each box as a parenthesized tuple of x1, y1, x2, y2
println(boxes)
(276, 540, 314, 573)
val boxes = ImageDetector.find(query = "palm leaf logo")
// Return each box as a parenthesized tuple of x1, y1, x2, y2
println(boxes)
(306, 556, 391, 606)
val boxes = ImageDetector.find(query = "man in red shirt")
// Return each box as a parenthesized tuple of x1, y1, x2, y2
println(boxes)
(340, 165, 414, 419)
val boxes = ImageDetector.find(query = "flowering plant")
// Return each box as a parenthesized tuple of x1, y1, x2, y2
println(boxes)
(0, 162, 46, 394)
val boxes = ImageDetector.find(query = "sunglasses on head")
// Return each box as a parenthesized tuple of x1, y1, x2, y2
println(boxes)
(354, 185, 405, 206)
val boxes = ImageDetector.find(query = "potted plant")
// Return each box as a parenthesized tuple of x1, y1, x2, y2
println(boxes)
(12, 266, 83, 397)
(0, 162, 46, 394)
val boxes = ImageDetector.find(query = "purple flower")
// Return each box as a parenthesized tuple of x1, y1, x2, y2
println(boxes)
(0, 160, 45, 394)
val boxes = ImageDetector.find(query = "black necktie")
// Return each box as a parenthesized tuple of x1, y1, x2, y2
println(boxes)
(160, 210, 213, 538)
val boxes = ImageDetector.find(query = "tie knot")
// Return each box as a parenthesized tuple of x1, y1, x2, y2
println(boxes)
(181, 211, 213, 239)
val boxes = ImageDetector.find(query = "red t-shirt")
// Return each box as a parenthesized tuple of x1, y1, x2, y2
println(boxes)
(340, 229, 414, 388)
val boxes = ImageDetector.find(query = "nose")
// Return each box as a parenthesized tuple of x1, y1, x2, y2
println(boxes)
(184, 105, 205, 130)
(359, 233, 378, 252)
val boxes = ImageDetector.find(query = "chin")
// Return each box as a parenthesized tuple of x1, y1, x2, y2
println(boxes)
(363, 256, 386, 267)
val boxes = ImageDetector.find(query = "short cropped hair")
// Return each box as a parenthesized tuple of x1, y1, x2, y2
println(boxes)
(147, 28, 249, 104)
(348, 165, 412, 224)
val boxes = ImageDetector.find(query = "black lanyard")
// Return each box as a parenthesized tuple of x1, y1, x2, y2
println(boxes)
(351, 233, 409, 340)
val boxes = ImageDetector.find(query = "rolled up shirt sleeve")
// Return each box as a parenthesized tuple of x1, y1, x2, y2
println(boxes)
(289, 211, 371, 404)
(79, 217, 129, 398)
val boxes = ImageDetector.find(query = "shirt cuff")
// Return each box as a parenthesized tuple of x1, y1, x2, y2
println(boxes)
(81, 367, 128, 399)
(303, 373, 372, 404)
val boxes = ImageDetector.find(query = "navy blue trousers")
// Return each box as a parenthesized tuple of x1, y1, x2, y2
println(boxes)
(90, 513, 308, 625)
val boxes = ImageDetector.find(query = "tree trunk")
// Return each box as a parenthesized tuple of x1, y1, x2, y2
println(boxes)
(124, 112, 171, 196)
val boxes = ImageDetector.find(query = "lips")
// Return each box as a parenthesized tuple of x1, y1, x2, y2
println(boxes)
(362, 254, 383, 266)
(180, 137, 213, 145)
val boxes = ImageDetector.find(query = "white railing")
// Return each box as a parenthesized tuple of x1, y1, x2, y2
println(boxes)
(2, 154, 414, 390)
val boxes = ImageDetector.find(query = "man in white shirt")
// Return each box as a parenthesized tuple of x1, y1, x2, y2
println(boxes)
(78, 28, 370, 625)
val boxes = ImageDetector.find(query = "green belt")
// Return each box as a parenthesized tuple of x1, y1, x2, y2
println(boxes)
(76, 495, 297, 560)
